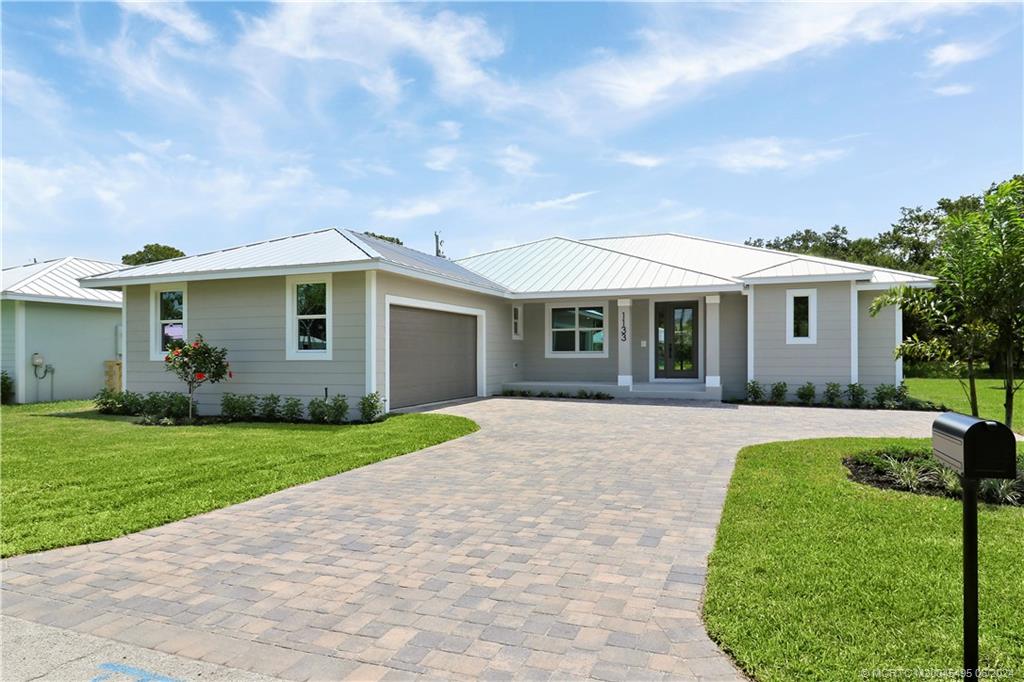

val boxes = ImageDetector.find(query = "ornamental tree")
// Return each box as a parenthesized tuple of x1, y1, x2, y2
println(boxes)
(164, 334, 231, 419)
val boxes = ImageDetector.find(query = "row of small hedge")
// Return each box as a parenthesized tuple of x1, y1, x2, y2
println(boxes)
(221, 392, 385, 424)
(744, 380, 935, 410)
(94, 388, 386, 424)
(500, 388, 615, 400)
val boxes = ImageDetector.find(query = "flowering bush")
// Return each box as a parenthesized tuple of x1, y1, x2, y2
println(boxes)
(164, 334, 230, 419)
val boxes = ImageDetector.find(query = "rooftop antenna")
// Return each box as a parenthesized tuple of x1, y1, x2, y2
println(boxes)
(434, 231, 446, 259)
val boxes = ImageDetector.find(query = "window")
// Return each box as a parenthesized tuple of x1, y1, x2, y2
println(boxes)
(545, 303, 607, 357)
(512, 305, 523, 340)
(150, 284, 187, 360)
(786, 288, 817, 344)
(286, 275, 332, 360)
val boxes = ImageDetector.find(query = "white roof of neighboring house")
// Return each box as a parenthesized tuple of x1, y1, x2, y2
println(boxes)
(80, 228, 934, 298)
(2, 257, 122, 307)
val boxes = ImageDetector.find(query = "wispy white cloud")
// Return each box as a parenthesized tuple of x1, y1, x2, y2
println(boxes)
(614, 151, 666, 168)
(1, 69, 68, 126)
(372, 199, 442, 220)
(691, 137, 848, 174)
(339, 158, 396, 178)
(932, 83, 974, 96)
(495, 145, 537, 176)
(524, 191, 597, 210)
(438, 120, 463, 141)
(927, 41, 991, 68)
(118, 1, 214, 44)
(424, 146, 459, 172)
(237, 3, 509, 105)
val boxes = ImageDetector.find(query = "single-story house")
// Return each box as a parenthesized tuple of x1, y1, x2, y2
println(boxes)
(80, 229, 933, 412)
(2, 257, 123, 403)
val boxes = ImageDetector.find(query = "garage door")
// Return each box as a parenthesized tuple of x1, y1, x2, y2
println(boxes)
(389, 306, 477, 408)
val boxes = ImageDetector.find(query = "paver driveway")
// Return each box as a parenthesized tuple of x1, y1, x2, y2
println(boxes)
(2, 399, 937, 681)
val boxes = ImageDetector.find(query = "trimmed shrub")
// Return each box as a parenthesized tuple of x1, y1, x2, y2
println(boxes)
(576, 389, 592, 399)
(769, 382, 788, 405)
(359, 392, 385, 423)
(795, 382, 816, 406)
(326, 395, 349, 424)
(307, 397, 329, 423)
(1, 370, 13, 404)
(823, 382, 843, 407)
(872, 383, 905, 409)
(846, 382, 867, 408)
(281, 396, 304, 422)
(95, 388, 142, 415)
(592, 391, 614, 400)
(556, 391, 571, 398)
(259, 394, 281, 421)
(745, 380, 765, 403)
(140, 392, 189, 419)
(221, 393, 258, 421)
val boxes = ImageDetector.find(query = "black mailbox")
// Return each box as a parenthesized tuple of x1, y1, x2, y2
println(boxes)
(932, 412, 1017, 479)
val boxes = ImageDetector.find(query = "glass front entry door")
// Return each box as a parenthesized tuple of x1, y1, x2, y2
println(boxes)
(654, 302, 698, 378)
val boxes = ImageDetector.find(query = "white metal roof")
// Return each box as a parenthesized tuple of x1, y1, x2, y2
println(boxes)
(81, 228, 508, 295)
(584, 233, 933, 286)
(455, 237, 737, 295)
(79, 228, 933, 298)
(2, 257, 122, 307)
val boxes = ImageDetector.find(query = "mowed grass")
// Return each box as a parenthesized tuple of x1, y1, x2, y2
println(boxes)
(906, 377, 1022, 433)
(704, 438, 1024, 682)
(1, 401, 478, 557)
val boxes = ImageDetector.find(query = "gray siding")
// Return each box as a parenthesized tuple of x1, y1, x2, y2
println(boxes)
(374, 272, 523, 403)
(520, 300, 619, 382)
(126, 272, 366, 414)
(752, 282, 852, 393)
(858, 290, 899, 388)
(17, 302, 120, 402)
(719, 293, 748, 399)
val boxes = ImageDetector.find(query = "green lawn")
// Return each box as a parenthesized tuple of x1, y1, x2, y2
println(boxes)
(906, 377, 1021, 433)
(1, 401, 478, 557)
(704, 438, 1024, 682)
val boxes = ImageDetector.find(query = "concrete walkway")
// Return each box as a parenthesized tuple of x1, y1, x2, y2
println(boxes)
(1, 399, 937, 681)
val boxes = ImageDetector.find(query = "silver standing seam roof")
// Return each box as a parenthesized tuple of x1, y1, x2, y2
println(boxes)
(80, 228, 934, 296)
(2, 257, 122, 307)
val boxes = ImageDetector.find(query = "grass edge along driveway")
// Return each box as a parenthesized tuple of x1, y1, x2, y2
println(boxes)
(703, 437, 1024, 682)
(2, 401, 478, 558)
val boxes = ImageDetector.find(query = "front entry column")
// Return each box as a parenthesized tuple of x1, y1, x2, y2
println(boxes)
(705, 295, 721, 388)
(617, 299, 632, 386)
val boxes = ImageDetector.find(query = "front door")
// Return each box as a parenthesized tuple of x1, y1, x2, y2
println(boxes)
(654, 301, 698, 379)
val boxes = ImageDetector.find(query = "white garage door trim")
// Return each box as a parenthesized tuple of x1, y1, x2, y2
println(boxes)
(384, 294, 487, 411)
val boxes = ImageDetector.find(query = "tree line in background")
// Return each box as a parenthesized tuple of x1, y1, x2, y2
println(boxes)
(750, 176, 1023, 426)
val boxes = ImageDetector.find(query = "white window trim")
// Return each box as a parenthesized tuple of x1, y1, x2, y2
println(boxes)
(512, 304, 523, 341)
(383, 294, 487, 412)
(150, 283, 187, 361)
(786, 288, 817, 345)
(544, 301, 609, 359)
(286, 274, 333, 361)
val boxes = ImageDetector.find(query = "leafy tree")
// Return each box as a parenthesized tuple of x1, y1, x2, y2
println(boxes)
(362, 231, 403, 245)
(122, 243, 185, 265)
(872, 177, 1023, 423)
(163, 334, 231, 420)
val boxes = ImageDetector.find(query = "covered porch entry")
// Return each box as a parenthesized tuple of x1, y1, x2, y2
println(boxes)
(503, 294, 732, 402)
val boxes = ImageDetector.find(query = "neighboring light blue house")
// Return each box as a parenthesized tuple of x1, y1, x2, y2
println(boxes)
(2, 257, 122, 403)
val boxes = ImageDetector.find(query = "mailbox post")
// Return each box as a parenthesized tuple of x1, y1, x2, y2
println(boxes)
(931, 412, 1017, 678)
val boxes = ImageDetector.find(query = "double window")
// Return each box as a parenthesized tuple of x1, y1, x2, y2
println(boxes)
(150, 284, 187, 360)
(786, 288, 817, 344)
(546, 303, 607, 357)
(286, 275, 332, 360)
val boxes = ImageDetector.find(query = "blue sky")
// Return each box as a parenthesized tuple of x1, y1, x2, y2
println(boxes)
(2, 2, 1021, 265)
